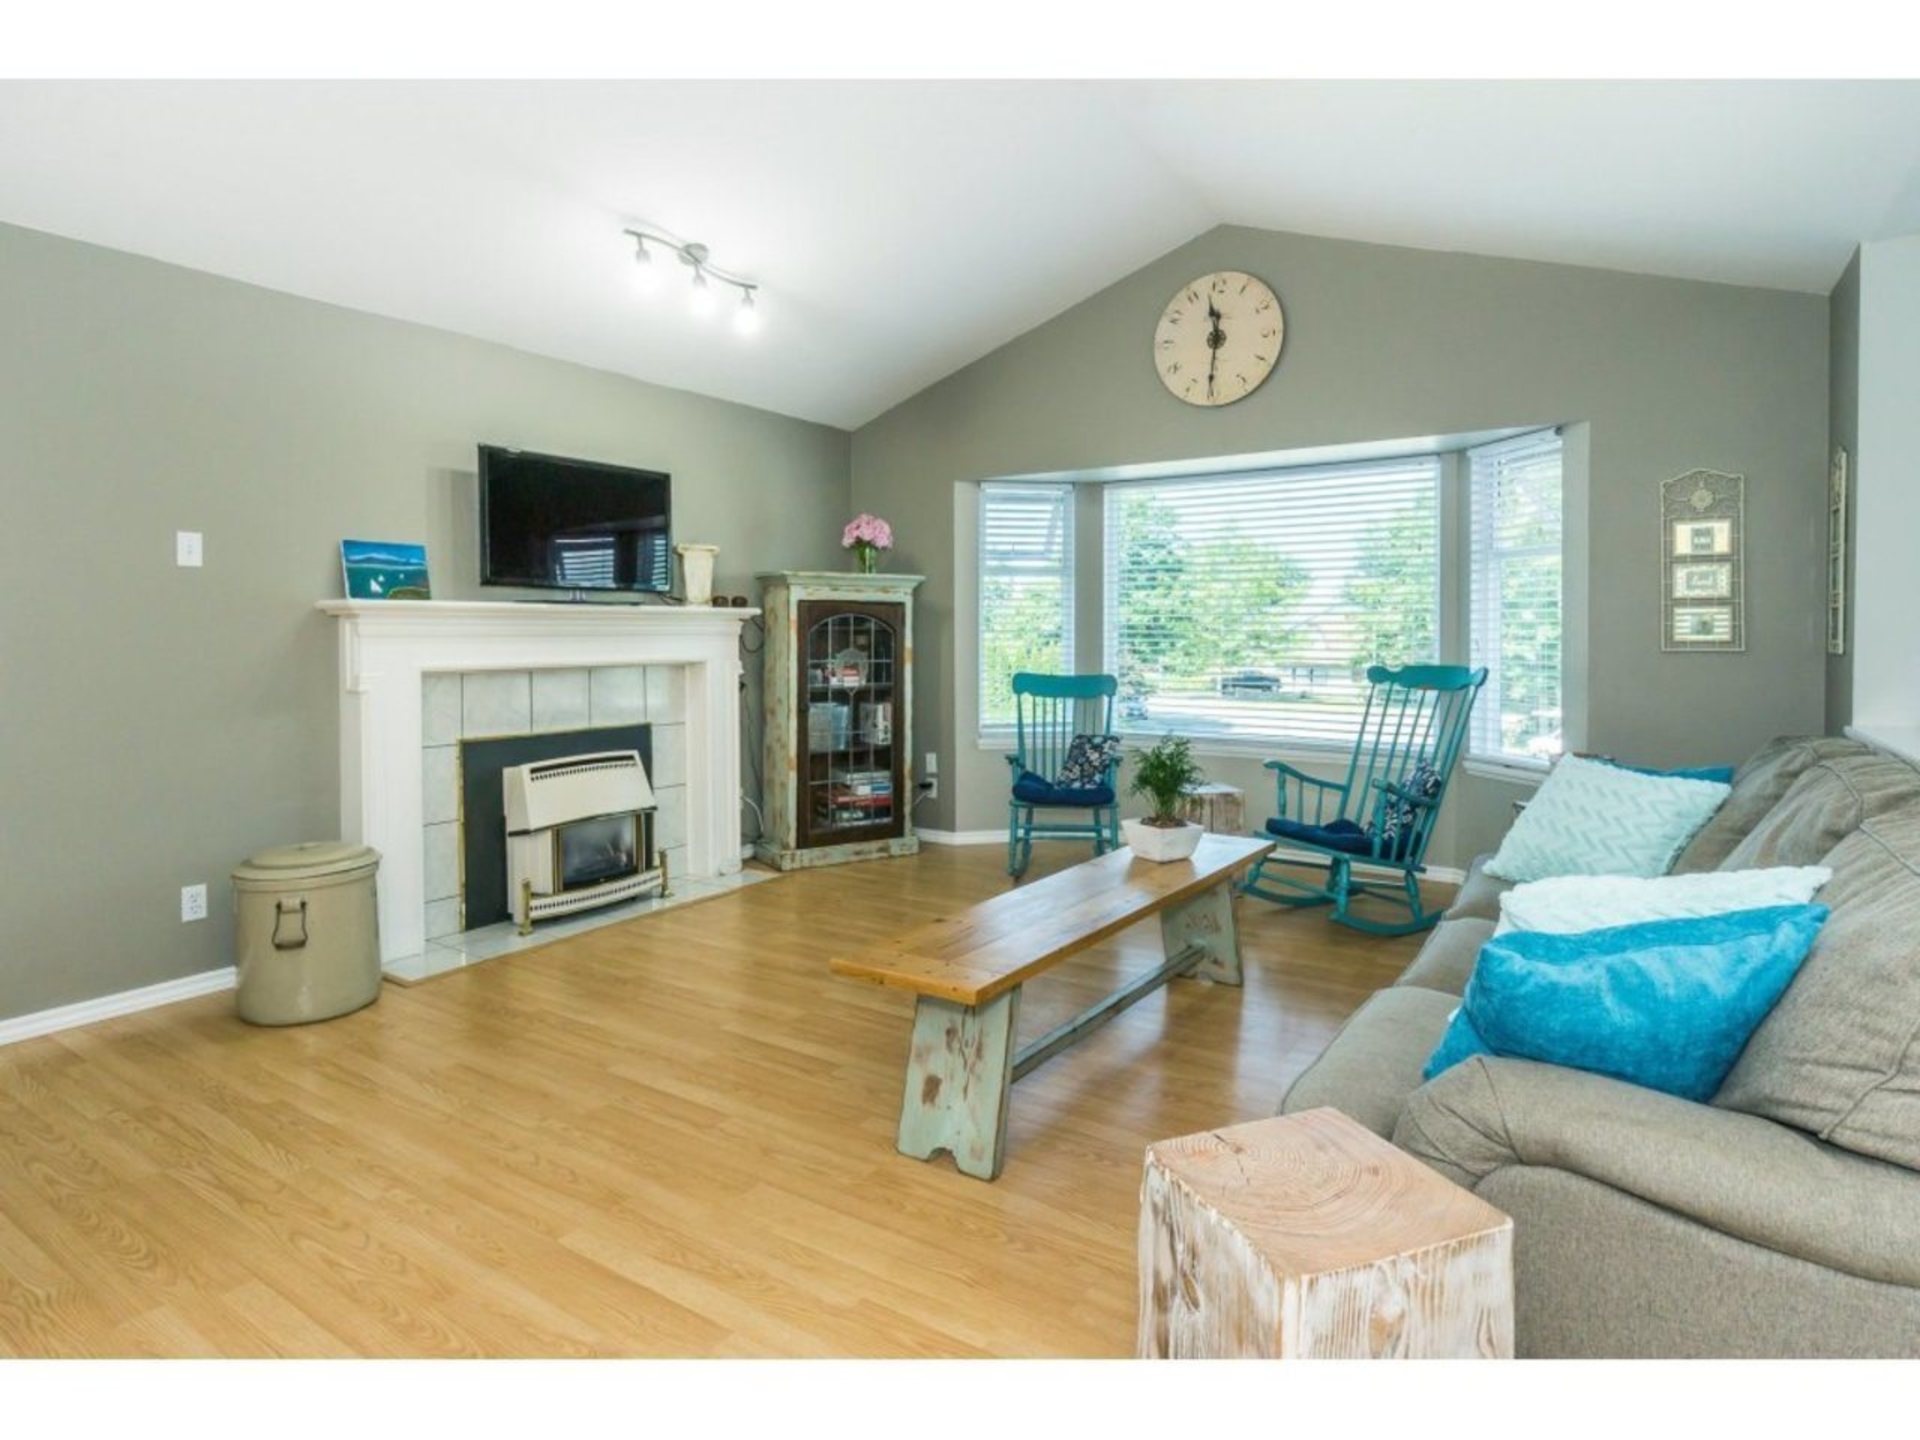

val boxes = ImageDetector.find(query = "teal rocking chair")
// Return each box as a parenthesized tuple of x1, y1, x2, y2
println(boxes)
(1242, 663, 1486, 936)
(1005, 672, 1123, 880)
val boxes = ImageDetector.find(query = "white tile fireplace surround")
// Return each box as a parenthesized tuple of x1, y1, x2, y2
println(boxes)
(318, 600, 759, 970)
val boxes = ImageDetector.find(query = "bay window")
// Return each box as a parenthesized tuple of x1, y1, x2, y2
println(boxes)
(1102, 457, 1442, 748)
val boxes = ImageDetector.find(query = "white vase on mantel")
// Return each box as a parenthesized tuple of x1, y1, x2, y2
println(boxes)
(675, 543, 719, 606)
(1123, 817, 1205, 863)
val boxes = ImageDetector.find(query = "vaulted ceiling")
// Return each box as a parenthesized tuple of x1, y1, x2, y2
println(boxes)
(4, 80, 1917, 428)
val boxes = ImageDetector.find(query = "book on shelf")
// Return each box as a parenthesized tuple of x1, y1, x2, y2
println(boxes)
(815, 800, 895, 825)
(817, 791, 890, 814)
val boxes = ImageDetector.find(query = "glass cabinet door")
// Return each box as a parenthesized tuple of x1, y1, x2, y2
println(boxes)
(797, 600, 903, 847)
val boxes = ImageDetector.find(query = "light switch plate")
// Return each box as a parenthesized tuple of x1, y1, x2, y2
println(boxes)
(176, 530, 204, 568)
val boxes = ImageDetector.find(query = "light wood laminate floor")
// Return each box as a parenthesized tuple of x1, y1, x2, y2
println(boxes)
(0, 843, 1436, 1357)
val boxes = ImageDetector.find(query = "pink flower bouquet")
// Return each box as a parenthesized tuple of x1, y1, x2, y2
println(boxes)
(841, 513, 894, 573)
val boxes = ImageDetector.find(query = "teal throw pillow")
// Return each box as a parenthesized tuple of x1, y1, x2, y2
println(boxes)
(1423, 903, 1828, 1102)
(1597, 755, 1736, 785)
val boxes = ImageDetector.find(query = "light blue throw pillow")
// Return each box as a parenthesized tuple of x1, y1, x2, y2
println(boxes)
(1486, 752, 1730, 882)
(1423, 904, 1828, 1102)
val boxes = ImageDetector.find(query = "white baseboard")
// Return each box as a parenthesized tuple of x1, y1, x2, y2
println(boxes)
(0, 967, 236, 1048)
(916, 828, 1007, 846)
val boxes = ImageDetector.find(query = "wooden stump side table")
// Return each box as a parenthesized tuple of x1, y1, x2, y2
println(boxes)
(1177, 782, 1245, 836)
(1138, 1108, 1514, 1359)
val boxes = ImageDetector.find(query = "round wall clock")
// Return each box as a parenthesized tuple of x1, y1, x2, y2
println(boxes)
(1153, 271, 1284, 407)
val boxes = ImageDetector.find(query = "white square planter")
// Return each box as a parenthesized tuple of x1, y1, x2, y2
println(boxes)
(1124, 817, 1205, 863)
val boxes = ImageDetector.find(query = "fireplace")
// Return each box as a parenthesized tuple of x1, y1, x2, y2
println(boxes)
(504, 749, 665, 933)
(318, 599, 757, 967)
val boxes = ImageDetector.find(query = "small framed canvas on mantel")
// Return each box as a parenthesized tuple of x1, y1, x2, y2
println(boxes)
(340, 540, 432, 601)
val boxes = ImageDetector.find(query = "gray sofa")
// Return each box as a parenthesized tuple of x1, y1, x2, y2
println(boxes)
(1280, 736, 1920, 1357)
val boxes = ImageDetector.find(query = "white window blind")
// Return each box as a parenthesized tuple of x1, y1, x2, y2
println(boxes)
(1468, 430, 1564, 765)
(1103, 457, 1440, 748)
(978, 482, 1075, 728)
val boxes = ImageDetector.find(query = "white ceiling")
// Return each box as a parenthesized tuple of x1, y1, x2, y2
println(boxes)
(3, 80, 1917, 429)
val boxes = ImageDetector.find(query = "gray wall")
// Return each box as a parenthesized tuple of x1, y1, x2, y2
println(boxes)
(852, 224, 1830, 866)
(1825, 250, 1860, 730)
(0, 222, 849, 1022)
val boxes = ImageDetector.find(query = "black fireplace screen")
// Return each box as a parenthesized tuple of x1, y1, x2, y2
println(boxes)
(559, 813, 639, 889)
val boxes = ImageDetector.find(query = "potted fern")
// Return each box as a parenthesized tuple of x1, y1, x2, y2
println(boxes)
(1123, 734, 1207, 862)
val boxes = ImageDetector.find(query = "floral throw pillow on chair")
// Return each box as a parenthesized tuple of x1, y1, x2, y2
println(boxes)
(1057, 734, 1124, 791)
(1374, 759, 1442, 855)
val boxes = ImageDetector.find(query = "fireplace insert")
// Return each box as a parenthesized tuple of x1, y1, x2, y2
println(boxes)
(558, 812, 640, 889)
(503, 749, 666, 934)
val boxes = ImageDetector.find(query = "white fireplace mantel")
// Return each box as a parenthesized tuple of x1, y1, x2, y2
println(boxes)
(318, 599, 758, 963)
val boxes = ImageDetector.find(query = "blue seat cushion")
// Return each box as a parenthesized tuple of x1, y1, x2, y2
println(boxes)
(1267, 816, 1385, 857)
(1013, 769, 1114, 807)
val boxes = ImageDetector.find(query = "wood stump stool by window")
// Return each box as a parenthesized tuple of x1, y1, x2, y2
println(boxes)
(1177, 781, 1245, 835)
(1139, 1108, 1513, 1358)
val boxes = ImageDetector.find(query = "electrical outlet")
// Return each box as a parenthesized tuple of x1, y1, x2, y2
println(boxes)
(176, 530, 204, 568)
(180, 883, 208, 923)
(917, 777, 939, 802)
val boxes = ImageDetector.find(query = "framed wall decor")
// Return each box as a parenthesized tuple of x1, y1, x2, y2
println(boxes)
(1672, 561, 1733, 600)
(1828, 446, 1848, 656)
(1660, 470, 1745, 653)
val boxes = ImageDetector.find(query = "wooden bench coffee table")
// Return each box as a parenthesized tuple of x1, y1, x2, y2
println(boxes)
(830, 834, 1271, 1180)
(1139, 1108, 1514, 1358)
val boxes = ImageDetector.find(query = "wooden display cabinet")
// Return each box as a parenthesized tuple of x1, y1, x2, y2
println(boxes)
(756, 571, 923, 870)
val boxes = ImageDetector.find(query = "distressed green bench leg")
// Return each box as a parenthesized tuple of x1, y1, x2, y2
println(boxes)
(896, 988, 1020, 1180)
(1160, 881, 1242, 986)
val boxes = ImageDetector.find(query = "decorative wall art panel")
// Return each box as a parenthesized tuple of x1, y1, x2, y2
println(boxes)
(1660, 471, 1745, 653)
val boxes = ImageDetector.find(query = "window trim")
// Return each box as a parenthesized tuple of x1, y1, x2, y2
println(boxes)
(976, 480, 1076, 735)
(1465, 428, 1565, 770)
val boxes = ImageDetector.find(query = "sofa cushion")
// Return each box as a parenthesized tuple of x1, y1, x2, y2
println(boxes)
(1444, 853, 1512, 923)
(1277, 985, 1459, 1138)
(1394, 917, 1493, 996)
(1672, 735, 1871, 874)
(1397, 1056, 1920, 1289)
(1717, 752, 1920, 871)
(1716, 805, 1920, 1171)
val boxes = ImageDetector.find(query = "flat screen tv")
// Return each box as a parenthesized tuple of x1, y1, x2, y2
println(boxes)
(479, 445, 672, 594)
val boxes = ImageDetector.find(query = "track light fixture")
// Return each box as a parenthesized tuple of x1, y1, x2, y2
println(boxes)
(623, 226, 760, 335)
(629, 234, 661, 294)
(733, 289, 760, 336)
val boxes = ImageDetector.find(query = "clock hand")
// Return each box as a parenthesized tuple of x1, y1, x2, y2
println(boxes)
(1206, 301, 1223, 395)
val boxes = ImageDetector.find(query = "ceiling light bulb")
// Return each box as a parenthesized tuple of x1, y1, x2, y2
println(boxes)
(631, 237, 661, 294)
(688, 269, 716, 318)
(733, 291, 761, 336)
